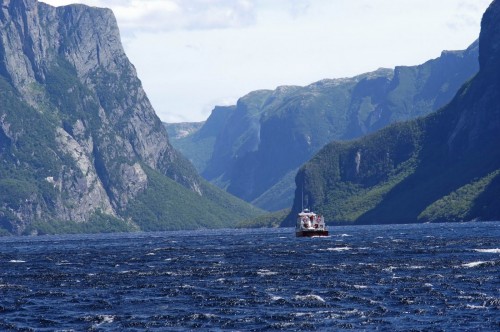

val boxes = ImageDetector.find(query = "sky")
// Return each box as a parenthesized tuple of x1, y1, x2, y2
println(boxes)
(41, 0, 493, 123)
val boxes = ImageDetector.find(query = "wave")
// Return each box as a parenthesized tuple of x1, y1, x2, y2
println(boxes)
(87, 314, 116, 329)
(353, 284, 368, 289)
(257, 269, 278, 276)
(466, 304, 486, 310)
(269, 295, 285, 302)
(324, 247, 351, 251)
(474, 248, 500, 253)
(8, 260, 25, 263)
(293, 294, 326, 303)
(461, 261, 494, 268)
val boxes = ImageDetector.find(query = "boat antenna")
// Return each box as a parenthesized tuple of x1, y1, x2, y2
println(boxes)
(301, 179, 304, 211)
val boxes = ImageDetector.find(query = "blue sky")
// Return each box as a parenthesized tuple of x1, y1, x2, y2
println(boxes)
(42, 0, 492, 122)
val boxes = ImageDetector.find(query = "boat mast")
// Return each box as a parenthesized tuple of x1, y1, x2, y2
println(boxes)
(301, 181, 304, 212)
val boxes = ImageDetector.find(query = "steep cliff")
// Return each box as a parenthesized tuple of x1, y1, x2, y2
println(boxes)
(284, 0, 500, 225)
(164, 106, 232, 173)
(171, 42, 479, 211)
(0, 0, 261, 235)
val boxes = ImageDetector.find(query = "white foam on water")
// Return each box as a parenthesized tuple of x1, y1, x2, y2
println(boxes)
(146, 252, 155, 256)
(461, 261, 493, 268)
(408, 265, 425, 269)
(474, 248, 500, 253)
(257, 269, 277, 276)
(342, 309, 361, 316)
(294, 294, 326, 303)
(293, 312, 311, 317)
(93, 314, 115, 328)
(100, 315, 115, 323)
(383, 266, 397, 272)
(353, 284, 368, 289)
(466, 304, 486, 310)
(324, 246, 351, 251)
(9, 260, 25, 263)
(270, 295, 284, 302)
(153, 246, 177, 252)
(191, 313, 218, 319)
(339, 234, 352, 237)
(424, 283, 433, 287)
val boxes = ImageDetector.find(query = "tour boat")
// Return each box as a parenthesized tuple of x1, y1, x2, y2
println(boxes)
(296, 209, 329, 237)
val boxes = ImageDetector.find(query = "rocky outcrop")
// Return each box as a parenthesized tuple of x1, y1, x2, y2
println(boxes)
(54, 127, 115, 220)
(0, 0, 215, 234)
(479, 0, 500, 74)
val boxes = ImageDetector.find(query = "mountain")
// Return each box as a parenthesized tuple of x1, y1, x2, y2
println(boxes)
(283, 0, 500, 226)
(165, 121, 205, 140)
(164, 106, 234, 172)
(169, 42, 479, 211)
(0, 0, 261, 235)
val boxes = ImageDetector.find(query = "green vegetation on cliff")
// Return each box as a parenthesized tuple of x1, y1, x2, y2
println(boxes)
(169, 42, 479, 211)
(0, 0, 262, 235)
(125, 166, 263, 231)
(284, 0, 500, 225)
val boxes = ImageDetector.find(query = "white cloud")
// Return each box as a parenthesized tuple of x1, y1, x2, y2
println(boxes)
(43, 0, 256, 36)
(446, 0, 492, 31)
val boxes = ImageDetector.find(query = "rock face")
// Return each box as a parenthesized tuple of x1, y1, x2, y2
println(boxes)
(0, 0, 260, 235)
(479, 1, 500, 74)
(164, 122, 205, 140)
(170, 42, 479, 211)
(283, 0, 500, 225)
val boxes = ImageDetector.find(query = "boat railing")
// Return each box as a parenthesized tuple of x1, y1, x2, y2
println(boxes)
(297, 215, 326, 230)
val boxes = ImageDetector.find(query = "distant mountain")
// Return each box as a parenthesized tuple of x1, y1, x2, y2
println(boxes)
(0, 0, 261, 235)
(164, 106, 234, 172)
(283, 0, 500, 226)
(169, 42, 479, 211)
(165, 121, 205, 140)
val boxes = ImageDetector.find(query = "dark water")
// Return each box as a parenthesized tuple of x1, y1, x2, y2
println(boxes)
(1, 222, 499, 331)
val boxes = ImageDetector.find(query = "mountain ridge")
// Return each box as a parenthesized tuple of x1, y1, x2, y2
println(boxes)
(169, 42, 479, 211)
(283, 0, 500, 225)
(0, 0, 261, 235)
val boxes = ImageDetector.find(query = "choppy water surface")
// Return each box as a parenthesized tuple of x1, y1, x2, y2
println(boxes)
(1, 222, 499, 331)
